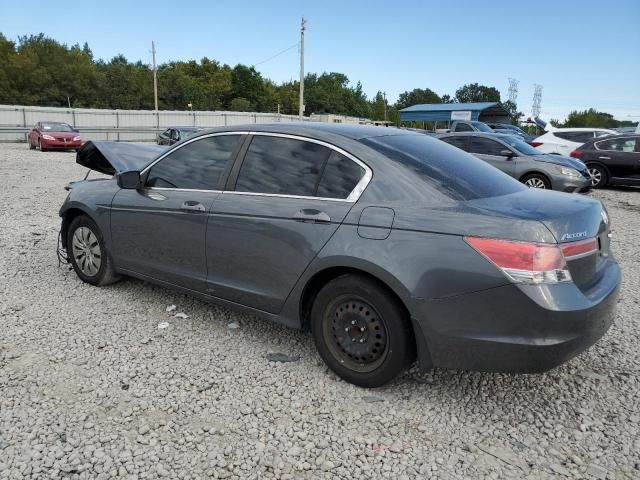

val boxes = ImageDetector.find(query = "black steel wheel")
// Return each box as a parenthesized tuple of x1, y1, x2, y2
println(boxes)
(311, 274, 414, 388)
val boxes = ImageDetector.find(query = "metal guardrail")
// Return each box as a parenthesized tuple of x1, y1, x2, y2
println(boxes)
(0, 126, 163, 143)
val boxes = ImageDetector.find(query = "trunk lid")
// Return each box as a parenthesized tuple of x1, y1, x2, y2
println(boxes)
(466, 188, 610, 290)
(76, 141, 167, 176)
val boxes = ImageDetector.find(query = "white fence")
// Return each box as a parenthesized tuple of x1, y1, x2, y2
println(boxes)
(0, 105, 309, 142)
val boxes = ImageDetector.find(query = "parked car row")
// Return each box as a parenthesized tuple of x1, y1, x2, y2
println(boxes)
(60, 123, 619, 387)
(439, 132, 591, 192)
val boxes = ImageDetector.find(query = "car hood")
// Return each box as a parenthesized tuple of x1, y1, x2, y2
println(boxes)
(76, 141, 167, 176)
(529, 153, 586, 170)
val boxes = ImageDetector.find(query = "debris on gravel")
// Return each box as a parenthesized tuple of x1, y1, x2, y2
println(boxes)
(0, 144, 639, 479)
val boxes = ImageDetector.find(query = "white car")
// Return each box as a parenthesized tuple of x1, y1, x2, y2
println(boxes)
(531, 128, 617, 155)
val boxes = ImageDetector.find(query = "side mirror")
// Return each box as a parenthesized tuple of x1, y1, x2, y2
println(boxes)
(500, 149, 514, 157)
(117, 170, 141, 189)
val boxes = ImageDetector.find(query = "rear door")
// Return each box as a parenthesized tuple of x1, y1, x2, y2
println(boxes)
(467, 136, 516, 176)
(205, 133, 369, 313)
(110, 133, 243, 291)
(594, 136, 640, 181)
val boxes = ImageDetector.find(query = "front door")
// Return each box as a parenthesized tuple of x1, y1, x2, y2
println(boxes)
(595, 136, 640, 181)
(110, 133, 244, 291)
(205, 134, 368, 313)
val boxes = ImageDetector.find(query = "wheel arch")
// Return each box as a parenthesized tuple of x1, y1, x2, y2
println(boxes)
(297, 264, 430, 369)
(519, 170, 552, 187)
(584, 160, 610, 177)
(60, 205, 96, 250)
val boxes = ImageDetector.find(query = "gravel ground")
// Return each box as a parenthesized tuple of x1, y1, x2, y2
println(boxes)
(1, 142, 639, 480)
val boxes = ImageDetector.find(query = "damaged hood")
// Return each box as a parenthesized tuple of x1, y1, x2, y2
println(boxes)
(76, 141, 167, 176)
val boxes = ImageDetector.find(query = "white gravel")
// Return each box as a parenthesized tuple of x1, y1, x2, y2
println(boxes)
(1, 143, 639, 479)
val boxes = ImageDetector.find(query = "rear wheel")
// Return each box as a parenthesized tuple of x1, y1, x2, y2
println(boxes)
(587, 164, 608, 188)
(521, 173, 551, 189)
(310, 274, 414, 388)
(66, 215, 120, 286)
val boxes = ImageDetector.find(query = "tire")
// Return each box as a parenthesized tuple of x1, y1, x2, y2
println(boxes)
(28, 138, 36, 150)
(586, 163, 608, 188)
(310, 274, 415, 388)
(38, 139, 46, 152)
(521, 173, 551, 189)
(66, 215, 120, 286)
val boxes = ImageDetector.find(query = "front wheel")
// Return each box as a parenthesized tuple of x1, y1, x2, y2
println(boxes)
(521, 173, 551, 189)
(587, 164, 608, 188)
(66, 215, 120, 286)
(28, 138, 36, 150)
(38, 139, 47, 152)
(311, 274, 415, 388)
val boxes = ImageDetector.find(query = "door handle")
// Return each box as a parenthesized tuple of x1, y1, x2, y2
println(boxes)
(599, 156, 611, 160)
(292, 209, 331, 224)
(181, 200, 206, 212)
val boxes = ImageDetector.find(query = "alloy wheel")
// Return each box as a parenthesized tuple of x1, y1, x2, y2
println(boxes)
(71, 226, 102, 276)
(323, 297, 389, 373)
(525, 177, 547, 189)
(588, 168, 602, 186)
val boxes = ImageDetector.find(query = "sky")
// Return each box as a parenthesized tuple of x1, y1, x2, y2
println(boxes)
(2, 0, 639, 121)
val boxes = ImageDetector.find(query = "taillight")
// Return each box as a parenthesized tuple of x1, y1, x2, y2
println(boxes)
(569, 150, 583, 159)
(528, 141, 543, 147)
(464, 237, 571, 284)
(561, 238, 597, 259)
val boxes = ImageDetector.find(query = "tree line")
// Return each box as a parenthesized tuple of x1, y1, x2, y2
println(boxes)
(1, 33, 632, 128)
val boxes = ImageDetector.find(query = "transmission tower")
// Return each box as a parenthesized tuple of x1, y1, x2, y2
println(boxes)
(508, 78, 519, 104)
(532, 84, 543, 117)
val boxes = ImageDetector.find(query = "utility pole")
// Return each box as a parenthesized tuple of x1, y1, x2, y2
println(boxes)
(383, 92, 387, 121)
(298, 17, 306, 120)
(152, 41, 158, 113)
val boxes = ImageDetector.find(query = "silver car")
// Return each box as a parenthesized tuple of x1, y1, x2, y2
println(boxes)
(440, 132, 592, 192)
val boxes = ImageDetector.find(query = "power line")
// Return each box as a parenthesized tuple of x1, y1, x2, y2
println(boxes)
(252, 42, 299, 67)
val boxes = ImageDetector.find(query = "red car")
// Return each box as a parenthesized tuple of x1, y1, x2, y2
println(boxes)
(28, 122, 83, 151)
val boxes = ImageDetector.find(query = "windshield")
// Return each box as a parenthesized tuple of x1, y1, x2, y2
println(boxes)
(500, 136, 542, 155)
(42, 123, 74, 132)
(470, 121, 494, 133)
(363, 134, 525, 201)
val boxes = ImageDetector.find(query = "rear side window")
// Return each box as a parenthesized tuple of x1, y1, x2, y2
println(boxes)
(317, 151, 365, 199)
(454, 123, 473, 132)
(146, 135, 240, 189)
(467, 137, 506, 156)
(555, 131, 594, 143)
(596, 137, 637, 152)
(440, 136, 468, 150)
(363, 134, 524, 201)
(235, 136, 331, 196)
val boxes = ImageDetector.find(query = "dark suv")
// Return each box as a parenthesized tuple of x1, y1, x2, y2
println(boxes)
(570, 134, 640, 188)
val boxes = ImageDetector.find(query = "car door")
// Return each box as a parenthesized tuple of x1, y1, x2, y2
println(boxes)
(594, 136, 640, 180)
(467, 136, 516, 176)
(110, 133, 244, 291)
(205, 133, 369, 313)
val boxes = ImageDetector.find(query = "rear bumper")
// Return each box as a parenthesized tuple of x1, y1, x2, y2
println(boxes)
(413, 259, 620, 372)
(42, 139, 82, 149)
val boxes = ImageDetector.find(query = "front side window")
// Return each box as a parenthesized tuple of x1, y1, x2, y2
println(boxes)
(235, 136, 331, 196)
(468, 137, 506, 156)
(146, 135, 240, 190)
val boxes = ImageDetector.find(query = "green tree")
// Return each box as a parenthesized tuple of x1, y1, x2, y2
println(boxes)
(561, 109, 619, 128)
(454, 83, 501, 103)
(501, 100, 522, 126)
(230, 97, 252, 111)
(395, 88, 441, 110)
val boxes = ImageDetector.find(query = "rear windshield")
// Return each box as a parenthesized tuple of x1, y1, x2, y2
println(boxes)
(363, 134, 525, 201)
(471, 121, 494, 132)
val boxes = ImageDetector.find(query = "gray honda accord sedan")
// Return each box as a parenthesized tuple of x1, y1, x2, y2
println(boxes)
(440, 132, 592, 192)
(59, 124, 620, 387)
